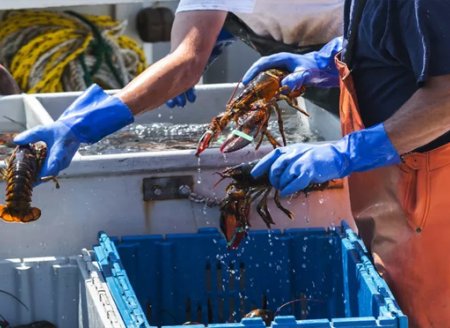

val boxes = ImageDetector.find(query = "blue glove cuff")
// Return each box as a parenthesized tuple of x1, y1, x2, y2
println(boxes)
(337, 123, 401, 176)
(59, 84, 134, 144)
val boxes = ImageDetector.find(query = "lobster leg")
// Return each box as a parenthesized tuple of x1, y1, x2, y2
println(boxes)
(254, 118, 270, 150)
(273, 103, 287, 146)
(256, 187, 275, 228)
(274, 190, 294, 220)
(250, 189, 265, 203)
(262, 130, 281, 150)
(279, 94, 309, 117)
(40, 176, 60, 189)
(255, 133, 265, 150)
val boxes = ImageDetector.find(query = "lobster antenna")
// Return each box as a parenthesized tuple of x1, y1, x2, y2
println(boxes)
(0, 289, 29, 311)
(226, 78, 243, 105)
(274, 298, 306, 317)
(2, 116, 26, 129)
(213, 172, 227, 188)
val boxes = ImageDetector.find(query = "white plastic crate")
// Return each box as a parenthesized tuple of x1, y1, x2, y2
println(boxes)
(0, 85, 352, 259)
(0, 252, 124, 327)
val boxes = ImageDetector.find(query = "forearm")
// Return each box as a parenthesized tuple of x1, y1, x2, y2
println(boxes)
(116, 10, 227, 115)
(117, 51, 204, 115)
(384, 74, 450, 154)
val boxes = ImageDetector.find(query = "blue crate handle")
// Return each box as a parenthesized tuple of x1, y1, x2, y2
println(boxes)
(94, 231, 151, 328)
(339, 222, 407, 325)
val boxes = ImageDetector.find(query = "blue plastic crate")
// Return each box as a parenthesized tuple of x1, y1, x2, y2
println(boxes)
(93, 222, 407, 328)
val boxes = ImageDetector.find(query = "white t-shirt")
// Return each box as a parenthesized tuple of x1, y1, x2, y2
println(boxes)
(176, 0, 344, 47)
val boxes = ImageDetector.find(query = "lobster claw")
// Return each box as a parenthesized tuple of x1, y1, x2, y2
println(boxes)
(195, 130, 214, 156)
(220, 110, 266, 153)
(219, 197, 250, 249)
(227, 227, 248, 249)
(220, 211, 248, 249)
(220, 128, 257, 153)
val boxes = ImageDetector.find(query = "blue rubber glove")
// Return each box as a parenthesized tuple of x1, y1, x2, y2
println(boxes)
(166, 28, 236, 108)
(166, 88, 196, 108)
(14, 84, 134, 179)
(251, 123, 401, 197)
(242, 36, 343, 91)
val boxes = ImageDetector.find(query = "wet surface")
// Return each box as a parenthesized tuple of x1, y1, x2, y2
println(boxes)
(79, 112, 322, 155)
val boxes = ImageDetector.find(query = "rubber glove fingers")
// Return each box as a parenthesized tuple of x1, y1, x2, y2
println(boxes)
(168, 95, 186, 108)
(14, 124, 49, 145)
(279, 163, 313, 197)
(166, 98, 178, 108)
(250, 144, 313, 182)
(251, 148, 284, 179)
(14, 122, 80, 181)
(185, 88, 196, 102)
(281, 70, 311, 93)
(242, 53, 302, 85)
(41, 136, 79, 179)
(166, 88, 196, 108)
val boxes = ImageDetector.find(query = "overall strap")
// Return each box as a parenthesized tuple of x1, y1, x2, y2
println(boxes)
(343, 0, 367, 67)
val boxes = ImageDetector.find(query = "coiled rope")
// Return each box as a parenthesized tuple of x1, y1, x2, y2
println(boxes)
(0, 10, 147, 93)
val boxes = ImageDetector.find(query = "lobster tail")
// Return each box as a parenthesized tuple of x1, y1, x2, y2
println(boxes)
(0, 204, 41, 223)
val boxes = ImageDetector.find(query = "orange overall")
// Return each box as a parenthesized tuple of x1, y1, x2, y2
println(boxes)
(336, 54, 450, 327)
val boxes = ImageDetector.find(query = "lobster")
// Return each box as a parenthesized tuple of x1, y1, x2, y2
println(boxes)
(216, 161, 330, 249)
(244, 309, 274, 326)
(196, 69, 308, 156)
(0, 142, 59, 223)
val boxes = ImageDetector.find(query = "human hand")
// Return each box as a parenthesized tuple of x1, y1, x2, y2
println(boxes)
(14, 122, 80, 179)
(166, 88, 196, 108)
(242, 36, 343, 91)
(14, 84, 134, 179)
(251, 123, 401, 196)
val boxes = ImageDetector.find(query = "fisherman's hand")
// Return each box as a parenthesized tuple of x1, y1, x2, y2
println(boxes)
(14, 122, 80, 179)
(14, 84, 134, 178)
(166, 28, 236, 109)
(242, 37, 343, 91)
(251, 123, 401, 197)
(166, 88, 196, 108)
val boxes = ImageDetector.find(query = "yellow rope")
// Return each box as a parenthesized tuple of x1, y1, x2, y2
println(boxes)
(0, 10, 148, 93)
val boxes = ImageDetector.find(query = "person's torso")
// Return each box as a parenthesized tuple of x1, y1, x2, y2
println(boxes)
(235, 0, 343, 47)
(344, 0, 450, 151)
(176, 0, 344, 47)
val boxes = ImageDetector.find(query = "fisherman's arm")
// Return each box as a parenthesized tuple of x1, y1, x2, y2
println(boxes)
(117, 10, 227, 114)
(384, 74, 450, 154)
(13, 10, 227, 178)
(250, 76, 450, 196)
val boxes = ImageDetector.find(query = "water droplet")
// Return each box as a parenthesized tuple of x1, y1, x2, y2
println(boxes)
(197, 167, 202, 184)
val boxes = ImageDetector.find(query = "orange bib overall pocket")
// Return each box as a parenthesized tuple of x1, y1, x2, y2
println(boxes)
(399, 145, 450, 232)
